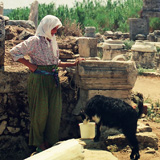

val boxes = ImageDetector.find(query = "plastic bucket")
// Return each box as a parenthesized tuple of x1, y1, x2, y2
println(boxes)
(79, 122, 95, 139)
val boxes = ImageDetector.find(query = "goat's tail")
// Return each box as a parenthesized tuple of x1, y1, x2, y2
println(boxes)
(131, 92, 144, 119)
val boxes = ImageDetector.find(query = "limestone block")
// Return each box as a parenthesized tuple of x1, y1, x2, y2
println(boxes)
(102, 49, 125, 60)
(83, 149, 118, 160)
(25, 139, 84, 160)
(102, 43, 124, 50)
(78, 37, 97, 57)
(77, 60, 137, 90)
(131, 41, 157, 53)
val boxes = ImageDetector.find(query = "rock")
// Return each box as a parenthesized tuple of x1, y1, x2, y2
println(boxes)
(18, 30, 34, 40)
(105, 132, 158, 150)
(7, 127, 20, 134)
(84, 27, 96, 37)
(104, 31, 114, 37)
(136, 34, 146, 40)
(83, 149, 118, 160)
(78, 139, 106, 150)
(145, 147, 156, 154)
(28, 0, 39, 28)
(137, 122, 152, 132)
(131, 41, 157, 53)
(0, 121, 7, 135)
(6, 20, 35, 30)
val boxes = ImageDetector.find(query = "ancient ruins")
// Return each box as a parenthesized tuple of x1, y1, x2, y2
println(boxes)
(0, 0, 160, 159)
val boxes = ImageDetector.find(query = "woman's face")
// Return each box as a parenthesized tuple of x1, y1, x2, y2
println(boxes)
(51, 26, 59, 36)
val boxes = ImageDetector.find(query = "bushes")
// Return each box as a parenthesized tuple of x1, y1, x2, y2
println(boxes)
(7, 0, 143, 33)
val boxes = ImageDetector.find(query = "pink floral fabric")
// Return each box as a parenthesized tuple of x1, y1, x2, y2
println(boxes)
(10, 36, 60, 65)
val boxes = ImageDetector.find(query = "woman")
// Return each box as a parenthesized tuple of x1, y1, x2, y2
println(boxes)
(10, 15, 82, 153)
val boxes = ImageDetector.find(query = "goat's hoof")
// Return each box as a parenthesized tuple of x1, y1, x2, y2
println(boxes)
(93, 137, 99, 142)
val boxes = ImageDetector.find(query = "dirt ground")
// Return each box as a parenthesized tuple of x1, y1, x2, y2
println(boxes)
(113, 75, 160, 160)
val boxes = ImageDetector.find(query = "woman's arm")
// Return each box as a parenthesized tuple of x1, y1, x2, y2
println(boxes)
(18, 58, 37, 72)
(58, 58, 84, 68)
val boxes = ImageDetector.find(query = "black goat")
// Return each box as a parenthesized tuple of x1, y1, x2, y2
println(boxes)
(81, 93, 143, 160)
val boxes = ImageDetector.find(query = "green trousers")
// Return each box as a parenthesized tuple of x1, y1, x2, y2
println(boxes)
(27, 65, 62, 147)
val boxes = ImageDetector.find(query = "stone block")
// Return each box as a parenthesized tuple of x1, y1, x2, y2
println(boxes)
(78, 37, 97, 57)
(77, 60, 137, 90)
(129, 18, 149, 41)
(102, 49, 125, 60)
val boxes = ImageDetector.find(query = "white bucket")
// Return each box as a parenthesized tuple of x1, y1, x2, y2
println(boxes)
(79, 122, 95, 139)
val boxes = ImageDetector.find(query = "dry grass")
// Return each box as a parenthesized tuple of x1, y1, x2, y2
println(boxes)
(61, 19, 83, 37)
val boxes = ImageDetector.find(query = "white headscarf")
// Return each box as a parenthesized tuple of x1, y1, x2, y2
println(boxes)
(35, 15, 62, 57)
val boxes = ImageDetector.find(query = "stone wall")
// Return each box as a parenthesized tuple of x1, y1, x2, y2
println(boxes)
(0, 66, 81, 159)
(0, 15, 5, 70)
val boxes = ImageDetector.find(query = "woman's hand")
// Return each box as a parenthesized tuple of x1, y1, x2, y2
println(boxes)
(74, 57, 85, 66)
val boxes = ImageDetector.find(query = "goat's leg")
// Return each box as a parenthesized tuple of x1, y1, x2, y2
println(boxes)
(123, 128, 140, 160)
(94, 122, 101, 142)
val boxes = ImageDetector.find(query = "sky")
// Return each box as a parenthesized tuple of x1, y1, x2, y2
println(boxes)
(1, 0, 84, 9)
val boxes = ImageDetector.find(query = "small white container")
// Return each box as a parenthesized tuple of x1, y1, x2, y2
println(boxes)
(79, 122, 95, 139)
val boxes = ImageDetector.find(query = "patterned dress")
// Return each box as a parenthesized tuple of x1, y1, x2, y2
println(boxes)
(10, 36, 62, 146)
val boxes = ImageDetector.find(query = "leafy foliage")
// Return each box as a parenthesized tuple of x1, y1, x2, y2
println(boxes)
(7, 0, 143, 33)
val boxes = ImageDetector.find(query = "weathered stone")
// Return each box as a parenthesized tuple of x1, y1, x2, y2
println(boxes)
(6, 20, 35, 30)
(0, 66, 29, 93)
(102, 40, 126, 60)
(84, 27, 96, 37)
(83, 149, 118, 160)
(102, 49, 126, 60)
(28, 0, 38, 28)
(145, 147, 156, 154)
(137, 122, 152, 133)
(0, 15, 5, 69)
(142, 0, 160, 17)
(129, 18, 149, 41)
(0, 2, 3, 15)
(77, 60, 137, 90)
(0, 121, 7, 135)
(7, 127, 20, 134)
(104, 31, 114, 37)
(18, 30, 34, 40)
(131, 41, 157, 52)
(0, 113, 8, 121)
(78, 37, 97, 57)
(0, 135, 30, 159)
(136, 34, 146, 40)
(112, 55, 127, 61)
(105, 132, 158, 150)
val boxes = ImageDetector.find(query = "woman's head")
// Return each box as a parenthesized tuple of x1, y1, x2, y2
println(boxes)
(36, 15, 62, 39)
